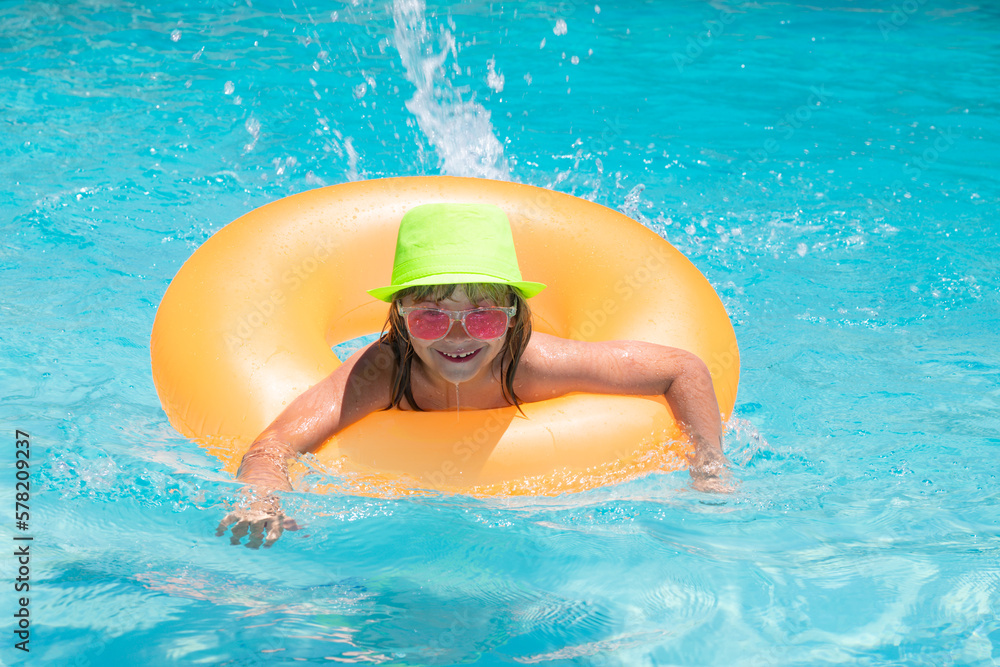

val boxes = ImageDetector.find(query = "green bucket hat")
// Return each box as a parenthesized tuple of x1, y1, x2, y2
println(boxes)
(368, 203, 547, 302)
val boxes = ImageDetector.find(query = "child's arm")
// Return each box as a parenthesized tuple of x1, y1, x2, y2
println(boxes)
(519, 334, 730, 491)
(217, 343, 394, 547)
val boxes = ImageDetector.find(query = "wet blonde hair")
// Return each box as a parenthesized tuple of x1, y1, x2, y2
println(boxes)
(379, 283, 532, 411)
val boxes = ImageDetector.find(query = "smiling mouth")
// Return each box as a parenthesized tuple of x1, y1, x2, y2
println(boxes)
(436, 348, 482, 363)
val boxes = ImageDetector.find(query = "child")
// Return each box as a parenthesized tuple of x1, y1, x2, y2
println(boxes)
(218, 203, 729, 548)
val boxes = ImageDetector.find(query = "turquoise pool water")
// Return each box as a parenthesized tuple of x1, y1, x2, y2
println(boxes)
(2, 0, 999, 664)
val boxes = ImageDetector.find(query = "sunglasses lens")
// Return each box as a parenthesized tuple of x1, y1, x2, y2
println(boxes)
(464, 309, 509, 340)
(406, 309, 450, 340)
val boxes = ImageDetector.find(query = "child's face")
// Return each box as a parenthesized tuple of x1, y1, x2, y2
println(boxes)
(400, 285, 510, 386)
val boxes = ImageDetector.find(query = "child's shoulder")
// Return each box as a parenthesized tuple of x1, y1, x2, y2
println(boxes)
(523, 331, 595, 360)
(338, 339, 396, 385)
(515, 332, 591, 400)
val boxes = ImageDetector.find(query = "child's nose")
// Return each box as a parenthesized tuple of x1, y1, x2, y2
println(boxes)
(443, 317, 471, 340)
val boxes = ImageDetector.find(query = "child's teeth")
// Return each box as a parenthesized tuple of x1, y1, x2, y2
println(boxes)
(445, 351, 473, 358)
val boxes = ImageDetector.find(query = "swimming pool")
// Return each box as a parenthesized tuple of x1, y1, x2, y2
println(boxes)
(2, 0, 998, 664)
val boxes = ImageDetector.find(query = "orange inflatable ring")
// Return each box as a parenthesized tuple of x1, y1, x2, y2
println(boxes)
(150, 176, 739, 496)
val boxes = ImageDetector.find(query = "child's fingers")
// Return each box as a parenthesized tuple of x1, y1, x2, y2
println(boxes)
(216, 513, 239, 535)
(229, 519, 251, 545)
(216, 498, 295, 547)
(263, 517, 285, 548)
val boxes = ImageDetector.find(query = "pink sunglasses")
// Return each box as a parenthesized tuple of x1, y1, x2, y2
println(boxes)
(397, 305, 517, 341)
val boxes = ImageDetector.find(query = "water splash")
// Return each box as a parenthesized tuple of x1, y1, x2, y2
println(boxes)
(619, 183, 648, 222)
(391, 0, 509, 179)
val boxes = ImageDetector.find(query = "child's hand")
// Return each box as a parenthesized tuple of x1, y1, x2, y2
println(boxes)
(689, 467, 735, 493)
(688, 452, 735, 494)
(216, 491, 299, 548)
